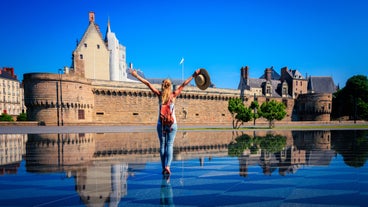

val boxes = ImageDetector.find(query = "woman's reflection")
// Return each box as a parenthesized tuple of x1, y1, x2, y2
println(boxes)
(160, 175, 174, 206)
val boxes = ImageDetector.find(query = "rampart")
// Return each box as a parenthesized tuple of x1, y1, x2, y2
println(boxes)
(24, 73, 240, 125)
(295, 93, 332, 121)
(23, 73, 331, 125)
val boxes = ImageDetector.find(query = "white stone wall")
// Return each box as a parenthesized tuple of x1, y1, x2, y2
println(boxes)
(0, 77, 23, 116)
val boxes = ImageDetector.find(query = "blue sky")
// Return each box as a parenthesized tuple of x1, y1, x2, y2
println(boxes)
(1, 0, 367, 89)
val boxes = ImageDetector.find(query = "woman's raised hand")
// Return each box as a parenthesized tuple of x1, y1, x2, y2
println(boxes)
(130, 68, 138, 78)
(193, 69, 201, 77)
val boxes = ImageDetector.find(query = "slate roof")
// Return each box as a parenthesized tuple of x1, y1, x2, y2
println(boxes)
(249, 78, 282, 97)
(146, 78, 186, 86)
(308, 76, 337, 93)
(259, 68, 281, 80)
(290, 70, 304, 79)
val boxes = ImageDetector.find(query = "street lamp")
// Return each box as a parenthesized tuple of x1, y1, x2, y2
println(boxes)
(253, 93, 257, 126)
(56, 79, 59, 126)
(58, 68, 64, 126)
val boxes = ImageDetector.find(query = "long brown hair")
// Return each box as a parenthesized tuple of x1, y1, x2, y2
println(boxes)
(161, 79, 172, 104)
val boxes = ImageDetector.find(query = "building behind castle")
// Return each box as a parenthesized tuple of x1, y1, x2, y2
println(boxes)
(23, 12, 337, 126)
(69, 12, 132, 82)
(0, 67, 25, 118)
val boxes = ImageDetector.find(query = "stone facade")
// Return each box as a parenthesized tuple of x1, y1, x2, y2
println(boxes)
(23, 71, 335, 125)
(23, 73, 239, 125)
(71, 12, 110, 80)
(294, 93, 332, 121)
(23, 73, 94, 125)
(0, 67, 25, 117)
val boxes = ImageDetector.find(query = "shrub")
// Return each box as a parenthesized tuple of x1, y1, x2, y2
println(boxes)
(17, 112, 27, 121)
(0, 113, 14, 121)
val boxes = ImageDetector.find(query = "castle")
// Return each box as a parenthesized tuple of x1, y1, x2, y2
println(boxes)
(23, 12, 336, 126)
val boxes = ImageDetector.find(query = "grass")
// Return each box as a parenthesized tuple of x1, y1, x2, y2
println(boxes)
(181, 123, 368, 131)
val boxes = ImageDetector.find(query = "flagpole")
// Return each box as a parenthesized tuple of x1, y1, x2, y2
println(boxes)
(182, 61, 184, 81)
(180, 57, 184, 81)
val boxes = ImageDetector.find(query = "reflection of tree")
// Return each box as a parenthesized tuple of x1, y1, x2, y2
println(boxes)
(332, 130, 368, 168)
(228, 134, 253, 157)
(258, 134, 287, 154)
(229, 133, 288, 177)
(228, 133, 286, 157)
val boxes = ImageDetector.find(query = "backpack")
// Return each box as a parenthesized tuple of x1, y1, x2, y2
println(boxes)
(160, 96, 174, 128)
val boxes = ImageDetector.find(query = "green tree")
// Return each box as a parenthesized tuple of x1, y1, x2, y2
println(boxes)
(235, 106, 252, 127)
(228, 98, 252, 129)
(332, 75, 368, 121)
(259, 100, 287, 128)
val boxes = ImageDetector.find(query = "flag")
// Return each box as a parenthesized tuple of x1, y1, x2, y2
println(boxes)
(179, 57, 184, 65)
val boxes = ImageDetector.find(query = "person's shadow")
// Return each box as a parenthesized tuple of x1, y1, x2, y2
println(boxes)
(160, 175, 174, 206)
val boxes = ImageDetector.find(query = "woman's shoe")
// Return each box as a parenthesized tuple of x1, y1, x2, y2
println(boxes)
(164, 167, 171, 175)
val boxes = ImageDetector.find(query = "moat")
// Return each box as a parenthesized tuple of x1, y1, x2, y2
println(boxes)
(0, 127, 367, 206)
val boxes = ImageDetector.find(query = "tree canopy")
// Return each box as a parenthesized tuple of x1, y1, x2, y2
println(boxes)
(332, 75, 368, 121)
(259, 100, 287, 128)
(228, 98, 252, 129)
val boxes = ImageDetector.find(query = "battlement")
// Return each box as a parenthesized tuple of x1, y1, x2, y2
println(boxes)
(23, 72, 332, 125)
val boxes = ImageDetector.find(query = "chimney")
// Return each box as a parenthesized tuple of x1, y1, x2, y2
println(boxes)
(280, 66, 288, 81)
(241, 66, 249, 86)
(241, 66, 249, 80)
(265, 68, 272, 81)
(89, 12, 95, 23)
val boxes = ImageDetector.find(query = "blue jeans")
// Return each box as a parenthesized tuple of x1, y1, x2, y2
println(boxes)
(157, 122, 177, 169)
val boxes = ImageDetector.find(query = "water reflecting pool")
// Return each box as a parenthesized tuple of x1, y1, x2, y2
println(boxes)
(0, 130, 367, 206)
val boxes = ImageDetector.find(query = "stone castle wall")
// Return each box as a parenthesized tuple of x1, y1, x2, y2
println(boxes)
(91, 79, 238, 125)
(23, 73, 94, 125)
(295, 93, 332, 121)
(23, 73, 331, 125)
(24, 73, 240, 125)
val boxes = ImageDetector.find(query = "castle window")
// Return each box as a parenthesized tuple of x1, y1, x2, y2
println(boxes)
(84, 43, 87, 48)
(78, 110, 85, 119)
(80, 54, 83, 59)
(97, 44, 100, 49)
(282, 88, 287, 96)
(266, 86, 271, 94)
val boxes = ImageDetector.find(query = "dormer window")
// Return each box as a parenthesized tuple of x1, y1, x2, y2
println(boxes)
(264, 81, 272, 97)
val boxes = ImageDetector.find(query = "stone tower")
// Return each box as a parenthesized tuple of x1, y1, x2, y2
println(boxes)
(105, 18, 128, 81)
(71, 12, 110, 80)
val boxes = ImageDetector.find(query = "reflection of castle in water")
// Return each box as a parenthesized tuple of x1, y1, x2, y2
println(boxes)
(238, 131, 335, 177)
(2, 130, 336, 206)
